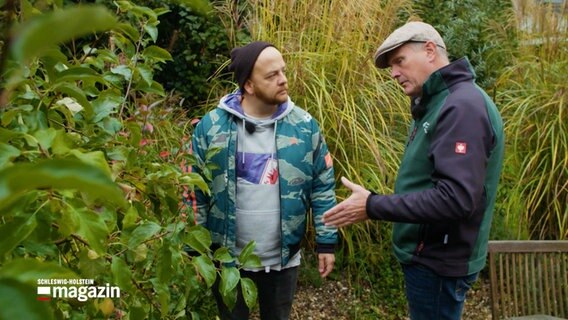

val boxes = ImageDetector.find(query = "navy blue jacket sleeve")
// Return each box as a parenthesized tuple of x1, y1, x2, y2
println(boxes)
(366, 88, 495, 223)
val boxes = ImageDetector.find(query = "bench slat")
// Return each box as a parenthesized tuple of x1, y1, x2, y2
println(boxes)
(488, 240, 568, 319)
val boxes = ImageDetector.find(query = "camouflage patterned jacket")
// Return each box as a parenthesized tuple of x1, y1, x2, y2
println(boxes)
(188, 93, 337, 266)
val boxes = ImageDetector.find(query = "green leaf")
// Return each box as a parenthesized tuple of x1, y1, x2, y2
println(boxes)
(220, 267, 240, 309)
(55, 97, 83, 115)
(0, 159, 126, 213)
(78, 249, 106, 279)
(52, 83, 94, 120)
(111, 65, 132, 81)
(184, 225, 211, 255)
(41, 49, 68, 81)
(59, 206, 80, 238)
(0, 127, 22, 143)
(142, 46, 172, 63)
(213, 247, 233, 263)
(1, 108, 22, 127)
(143, 24, 158, 43)
(180, 172, 209, 195)
(53, 67, 105, 84)
(153, 7, 171, 17)
(192, 255, 216, 288)
(174, 0, 213, 15)
(111, 256, 134, 292)
(125, 121, 142, 147)
(220, 266, 239, 295)
(115, 23, 140, 42)
(136, 65, 153, 86)
(11, 6, 118, 62)
(156, 281, 170, 317)
(75, 208, 109, 254)
(127, 221, 161, 249)
(92, 90, 122, 123)
(0, 279, 54, 320)
(240, 277, 258, 310)
(238, 241, 255, 264)
(51, 129, 72, 155)
(241, 255, 262, 270)
(69, 150, 112, 177)
(0, 143, 21, 169)
(133, 244, 148, 262)
(122, 205, 139, 230)
(0, 259, 78, 286)
(131, 5, 158, 20)
(20, 0, 40, 21)
(137, 80, 166, 96)
(205, 146, 222, 161)
(115, 1, 133, 12)
(157, 241, 173, 283)
(99, 117, 122, 135)
(0, 216, 37, 258)
(33, 128, 57, 151)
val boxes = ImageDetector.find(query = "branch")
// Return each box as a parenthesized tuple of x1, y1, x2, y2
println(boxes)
(0, 0, 17, 108)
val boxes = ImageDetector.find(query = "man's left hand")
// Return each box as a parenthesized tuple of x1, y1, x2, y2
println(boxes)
(318, 253, 335, 278)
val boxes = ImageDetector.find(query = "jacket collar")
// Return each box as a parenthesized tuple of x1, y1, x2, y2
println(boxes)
(411, 57, 475, 120)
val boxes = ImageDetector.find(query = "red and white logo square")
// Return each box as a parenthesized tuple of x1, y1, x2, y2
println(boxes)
(455, 142, 467, 154)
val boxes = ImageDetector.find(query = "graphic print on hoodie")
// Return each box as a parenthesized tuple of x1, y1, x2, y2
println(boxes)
(219, 93, 293, 267)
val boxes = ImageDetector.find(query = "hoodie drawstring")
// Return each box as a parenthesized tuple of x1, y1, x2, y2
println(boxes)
(271, 121, 277, 160)
(242, 119, 246, 164)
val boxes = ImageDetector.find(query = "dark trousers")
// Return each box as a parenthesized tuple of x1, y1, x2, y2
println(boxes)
(402, 263, 478, 320)
(213, 266, 299, 320)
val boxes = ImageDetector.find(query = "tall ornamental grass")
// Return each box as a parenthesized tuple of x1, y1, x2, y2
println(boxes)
(496, 0, 567, 240)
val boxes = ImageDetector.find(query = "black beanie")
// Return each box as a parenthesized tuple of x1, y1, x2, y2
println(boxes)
(228, 41, 275, 92)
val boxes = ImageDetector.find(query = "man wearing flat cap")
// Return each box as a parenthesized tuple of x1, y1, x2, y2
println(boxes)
(324, 21, 504, 319)
(187, 41, 337, 319)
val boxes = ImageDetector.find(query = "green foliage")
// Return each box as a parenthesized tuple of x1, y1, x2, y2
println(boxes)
(0, 0, 258, 318)
(147, 0, 250, 108)
(0, 279, 55, 320)
(409, 0, 514, 90)
(10, 6, 118, 63)
(495, 1, 568, 240)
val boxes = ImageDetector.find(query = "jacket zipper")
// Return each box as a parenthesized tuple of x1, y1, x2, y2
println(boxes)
(415, 224, 426, 256)
(225, 117, 234, 247)
(407, 124, 418, 146)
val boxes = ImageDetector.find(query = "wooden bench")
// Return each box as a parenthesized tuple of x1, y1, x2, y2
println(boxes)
(487, 240, 568, 319)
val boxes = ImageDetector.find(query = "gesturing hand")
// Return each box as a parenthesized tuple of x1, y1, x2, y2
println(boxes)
(323, 177, 371, 228)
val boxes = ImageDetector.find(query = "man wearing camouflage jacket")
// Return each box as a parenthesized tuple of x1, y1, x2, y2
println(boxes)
(187, 41, 337, 320)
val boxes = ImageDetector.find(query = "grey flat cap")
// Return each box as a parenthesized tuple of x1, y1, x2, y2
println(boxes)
(373, 21, 446, 69)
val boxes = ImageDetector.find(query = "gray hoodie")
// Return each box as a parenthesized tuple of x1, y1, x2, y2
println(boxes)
(219, 93, 301, 270)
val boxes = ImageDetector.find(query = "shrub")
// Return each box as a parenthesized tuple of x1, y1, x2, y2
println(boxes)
(0, 1, 259, 318)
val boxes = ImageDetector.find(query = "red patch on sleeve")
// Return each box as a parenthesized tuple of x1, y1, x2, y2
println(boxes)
(455, 142, 467, 154)
(324, 153, 333, 168)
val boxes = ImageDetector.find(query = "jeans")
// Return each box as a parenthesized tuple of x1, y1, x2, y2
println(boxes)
(402, 264, 478, 320)
(213, 266, 299, 320)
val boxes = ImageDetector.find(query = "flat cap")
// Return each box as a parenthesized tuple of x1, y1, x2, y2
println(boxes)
(373, 21, 446, 69)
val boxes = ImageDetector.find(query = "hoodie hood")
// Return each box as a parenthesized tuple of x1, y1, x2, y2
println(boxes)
(218, 91, 294, 123)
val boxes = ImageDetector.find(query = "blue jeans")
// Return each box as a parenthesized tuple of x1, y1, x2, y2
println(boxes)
(213, 266, 299, 320)
(402, 264, 478, 320)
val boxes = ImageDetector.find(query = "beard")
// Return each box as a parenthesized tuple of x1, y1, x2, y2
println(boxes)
(254, 87, 288, 105)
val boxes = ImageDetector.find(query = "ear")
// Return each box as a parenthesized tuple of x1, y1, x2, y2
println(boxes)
(424, 41, 437, 62)
(244, 79, 255, 95)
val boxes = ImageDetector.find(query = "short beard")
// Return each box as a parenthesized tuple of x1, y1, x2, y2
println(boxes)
(254, 88, 288, 105)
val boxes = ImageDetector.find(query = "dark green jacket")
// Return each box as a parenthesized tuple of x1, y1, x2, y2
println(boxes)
(367, 58, 504, 277)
